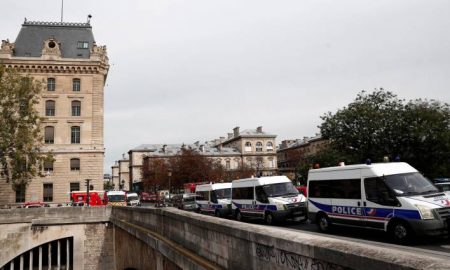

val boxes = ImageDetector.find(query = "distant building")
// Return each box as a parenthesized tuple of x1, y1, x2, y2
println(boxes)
(0, 20, 109, 204)
(277, 134, 328, 182)
(111, 163, 119, 190)
(119, 126, 277, 191)
(118, 155, 130, 191)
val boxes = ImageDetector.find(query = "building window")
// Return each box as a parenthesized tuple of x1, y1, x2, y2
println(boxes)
(266, 142, 274, 151)
(15, 185, 26, 203)
(256, 142, 263, 152)
(226, 160, 231, 170)
(244, 142, 252, 152)
(71, 101, 81, 116)
(44, 126, 54, 144)
(43, 183, 53, 202)
(73, 79, 81, 91)
(44, 160, 54, 172)
(77, 41, 89, 49)
(70, 158, 80, 171)
(70, 182, 80, 192)
(71, 126, 80, 144)
(45, 100, 55, 116)
(47, 78, 55, 91)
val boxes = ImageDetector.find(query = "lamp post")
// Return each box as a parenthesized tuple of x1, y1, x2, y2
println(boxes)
(85, 179, 91, 207)
(167, 168, 172, 203)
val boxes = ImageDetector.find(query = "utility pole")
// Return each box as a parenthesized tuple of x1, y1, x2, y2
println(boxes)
(85, 179, 91, 207)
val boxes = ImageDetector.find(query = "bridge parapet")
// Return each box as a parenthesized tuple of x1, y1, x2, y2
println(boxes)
(112, 207, 450, 270)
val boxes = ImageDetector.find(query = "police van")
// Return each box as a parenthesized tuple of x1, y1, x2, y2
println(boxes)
(195, 183, 232, 217)
(231, 176, 307, 225)
(307, 162, 450, 243)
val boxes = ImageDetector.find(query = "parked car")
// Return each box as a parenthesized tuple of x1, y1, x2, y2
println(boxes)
(434, 178, 450, 192)
(23, 201, 49, 208)
(126, 192, 141, 206)
(171, 193, 199, 211)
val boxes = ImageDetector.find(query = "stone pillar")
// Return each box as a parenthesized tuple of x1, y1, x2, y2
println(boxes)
(29, 250, 33, 270)
(39, 246, 42, 270)
(20, 255, 23, 270)
(66, 238, 70, 270)
(48, 243, 51, 270)
(57, 240, 61, 270)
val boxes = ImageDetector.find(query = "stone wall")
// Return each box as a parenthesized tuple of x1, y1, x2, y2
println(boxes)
(111, 207, 450, 270)
(0, 207, 113, 270)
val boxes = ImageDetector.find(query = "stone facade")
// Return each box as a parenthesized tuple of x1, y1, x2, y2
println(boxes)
(122, 126, 277, 190)
(118, 157, 130, 191)
(111, 164, 119, 191)
(277, 134, 328, 181)
(0, 20, 109, 204)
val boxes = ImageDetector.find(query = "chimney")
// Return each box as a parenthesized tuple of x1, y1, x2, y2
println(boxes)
(162, 144, 167, 153)
(194, 141, 199, 146)
(233, 127, 240, 137)
(200, 145, 205, 152)
(228, 133, 233, 139)
(218, 144, 223, 151)
(220, 136, 225, 142)
(256, 126, 262, 133)
(122, 153, 126, 159)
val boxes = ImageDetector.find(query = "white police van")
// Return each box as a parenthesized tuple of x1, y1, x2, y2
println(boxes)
(231, 176, 307, 225)
(195, 183, 232, 217)
(307, 162, 450, 243)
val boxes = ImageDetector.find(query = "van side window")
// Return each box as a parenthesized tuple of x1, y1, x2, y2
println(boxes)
(232, 187, 254, 200)
(210, 191, 218, 203)
(309, 179, 360, 199)
(196, 191, 209, 201)
(255, 186, 269, 203)
(364, 177, 398, 206)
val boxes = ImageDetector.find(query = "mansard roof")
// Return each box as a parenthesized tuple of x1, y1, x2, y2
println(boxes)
(13, 20, 95, 59)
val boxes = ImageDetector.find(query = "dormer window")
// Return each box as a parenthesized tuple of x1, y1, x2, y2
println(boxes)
(77, 41, 89, 49)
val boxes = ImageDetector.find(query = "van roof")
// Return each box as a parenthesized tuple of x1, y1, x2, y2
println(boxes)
(232, 176, 291, 187)
(196, 182, 231, 192)
(308, 162, 417, 179)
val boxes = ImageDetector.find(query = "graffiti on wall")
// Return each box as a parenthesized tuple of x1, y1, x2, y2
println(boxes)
(255, 243, 347, 270)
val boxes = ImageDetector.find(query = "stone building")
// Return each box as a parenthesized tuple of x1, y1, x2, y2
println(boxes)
(0, 20, 109, 204)
(111, 163, 119, 190)
(121, 126, 277, 191)
(277, 134, 328, 181)
(118, 155, 130, 191)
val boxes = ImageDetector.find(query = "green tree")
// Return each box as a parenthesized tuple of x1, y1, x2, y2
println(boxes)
(319, 89, 450, 178)
(0, 65, 50, 190)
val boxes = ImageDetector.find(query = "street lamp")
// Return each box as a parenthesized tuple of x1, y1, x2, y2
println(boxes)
(167, 168, 172, 202)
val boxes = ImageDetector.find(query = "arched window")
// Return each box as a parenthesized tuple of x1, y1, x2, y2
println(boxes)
(72, 78, 81, 91)
(71, 126, 80, 144)
(266, 142, 274, 151)
(71, 100, 81, 116)
(47, 78, 55, 91)
(256, 142, 263, 152)
(244, 142, 252, 152)
(45, 100, 55, 116)
(70, 158, 80, 171)
(44, 126, 54, 144)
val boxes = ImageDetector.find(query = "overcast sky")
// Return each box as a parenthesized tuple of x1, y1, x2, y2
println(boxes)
(2, 0, 450, 173)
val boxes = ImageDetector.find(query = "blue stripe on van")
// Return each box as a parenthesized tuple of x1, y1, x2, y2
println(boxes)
(232, 202, 277, 212)
(309, 199, 421, 220)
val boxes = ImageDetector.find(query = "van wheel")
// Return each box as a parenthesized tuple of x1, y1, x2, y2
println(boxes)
(389, 220, 413, 244)
(235, 210, 243, 222)
(215, 210, 222, 218)
(317, 213, 331, 233)
(265, 212, 275, 225)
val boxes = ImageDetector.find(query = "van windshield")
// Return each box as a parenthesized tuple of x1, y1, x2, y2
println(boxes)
(384, 173, 438, 196)
(127, 195, 138, 201)
(214, 188, 231, 199)
(263, 183, 299, 197)
(108, 195, 125, 202)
